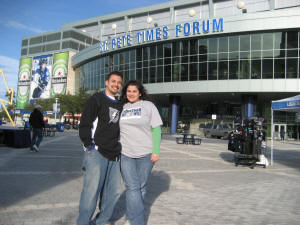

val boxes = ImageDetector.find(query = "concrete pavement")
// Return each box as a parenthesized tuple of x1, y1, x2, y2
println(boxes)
(0, 130, 299, 225)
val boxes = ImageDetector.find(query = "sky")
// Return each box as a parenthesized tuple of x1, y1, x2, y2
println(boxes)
(0, 0, 171, 101)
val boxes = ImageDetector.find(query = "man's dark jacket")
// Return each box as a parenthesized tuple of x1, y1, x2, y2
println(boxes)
(29, 109, 45, 128)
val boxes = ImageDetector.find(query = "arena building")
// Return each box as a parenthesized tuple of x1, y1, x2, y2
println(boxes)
(17, 0, 300, 138)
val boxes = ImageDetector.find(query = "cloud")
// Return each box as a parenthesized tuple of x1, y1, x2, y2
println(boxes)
(5, 20, 45, 33)
(0, 55, 19, 100)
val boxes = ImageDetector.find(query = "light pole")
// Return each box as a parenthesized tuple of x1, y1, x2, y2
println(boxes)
(55, 98, 58, 122)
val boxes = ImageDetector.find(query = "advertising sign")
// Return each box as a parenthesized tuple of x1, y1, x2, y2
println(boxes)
(16, 57, 32, 108)
(50, 52, 69, 97)
(30, 54, 53, 100)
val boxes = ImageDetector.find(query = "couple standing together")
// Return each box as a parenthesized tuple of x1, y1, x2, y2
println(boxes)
(77, 71, 163, 225)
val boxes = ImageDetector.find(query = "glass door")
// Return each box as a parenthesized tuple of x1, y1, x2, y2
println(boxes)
(273, 124, 287, 140)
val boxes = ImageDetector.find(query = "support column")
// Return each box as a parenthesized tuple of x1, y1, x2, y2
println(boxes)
(243, 95, 255, 119)
(170, 96, 180, 134)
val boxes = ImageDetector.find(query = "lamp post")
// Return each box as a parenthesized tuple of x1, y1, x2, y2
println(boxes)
(55, 98, 59, 122)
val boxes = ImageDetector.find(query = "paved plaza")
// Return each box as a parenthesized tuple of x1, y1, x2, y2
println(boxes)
(0, 130, 299, 225)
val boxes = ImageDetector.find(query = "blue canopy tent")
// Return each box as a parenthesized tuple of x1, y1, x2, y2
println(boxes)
(271, 94, 300, 165)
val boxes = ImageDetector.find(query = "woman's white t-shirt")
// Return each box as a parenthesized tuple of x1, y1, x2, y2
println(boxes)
(120, 100, 163, 158)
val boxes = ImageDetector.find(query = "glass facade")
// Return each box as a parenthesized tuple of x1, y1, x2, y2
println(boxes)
(79, 30, 300, 91)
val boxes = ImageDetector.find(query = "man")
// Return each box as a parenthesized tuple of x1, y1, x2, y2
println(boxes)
(29, 105, 45, 152)
(77, 71, 123, 225)
(32, 59, 49, 99)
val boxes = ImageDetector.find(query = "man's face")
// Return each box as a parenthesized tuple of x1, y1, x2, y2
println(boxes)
(105, 74, 122, 96)
(41, 63, 46, 71)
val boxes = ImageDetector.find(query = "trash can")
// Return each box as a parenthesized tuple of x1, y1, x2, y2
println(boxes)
(56, 122, 64, 132)
(24, 121, 30, 129)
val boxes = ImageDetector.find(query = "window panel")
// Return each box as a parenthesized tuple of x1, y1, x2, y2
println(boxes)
(218, 61, 228, 80)
(251, 50, 261, 59)
(113, 54, 119, 71)
(157, 44, 163, 65)
(150, 66, 156, 83)
(263, 33, 273, 50)
(172, 62, 180, 82)
(240, 51, 250, 60)
(208, 61, 217, 80)
(190, 39, 198, 55)
(287, 31, 298, 49)
(181, 40, 189, 64)
(143, 47, 149, 84)
(240, 35, 250, 51)
(286, 58, 297, 78)
(229, 60, 238, 79)
(181, 64, 188, 81)
(129, 69, 136, 80)
(274, 32, 285, 50)
(189, 63, 198, 81)
(199, 39, 208, 63)
(157, 65, 163, 83)
(262, 59, 273, 79)
(136, 68, 142, 81)
(164, 43, 171, 82)
(274, 58, 285, 78)
(219, 37, 228, 52)
(251, 60, 261, 79)
(199, 62, 207, 80)
(287, 49, 298, 58)
(229, 36, 239, 52)
(251, 34, 261, 50)
(262, 50, 273, 58)
(208, 38, 218, 54)
(239, 60, 250, 79)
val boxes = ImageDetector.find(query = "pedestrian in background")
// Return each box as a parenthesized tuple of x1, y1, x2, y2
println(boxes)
(280, 128, 285, 141)
(29, 104, 45, 152)
(77, 71, 123, 225)
(120, 80, 163, 225)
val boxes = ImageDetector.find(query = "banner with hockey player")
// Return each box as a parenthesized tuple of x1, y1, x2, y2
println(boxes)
(30, 54, 52, 100)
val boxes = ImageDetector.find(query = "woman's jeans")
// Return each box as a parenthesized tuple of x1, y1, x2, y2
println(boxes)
(77, 150, 122, 225)
(120, 153, 154, 225)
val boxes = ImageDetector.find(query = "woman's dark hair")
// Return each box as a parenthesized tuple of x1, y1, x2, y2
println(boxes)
(120, 80, 152, 103)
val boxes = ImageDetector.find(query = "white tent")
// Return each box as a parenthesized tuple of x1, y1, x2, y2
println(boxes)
(271, 95, 300, 165)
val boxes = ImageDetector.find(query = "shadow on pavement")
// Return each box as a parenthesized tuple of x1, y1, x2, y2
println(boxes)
(272, 148, 300, 170)
(219, 145, 300, 170)
(0, 133, 83, 208)
(111, 170, 170, 224)
(219, 152, 235, 164)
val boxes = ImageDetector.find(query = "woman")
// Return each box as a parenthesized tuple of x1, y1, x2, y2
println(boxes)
(120, 80, 163, 225)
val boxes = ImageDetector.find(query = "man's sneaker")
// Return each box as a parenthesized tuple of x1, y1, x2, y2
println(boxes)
(30, 147, 35, 152)
(33, 145, 39, 152)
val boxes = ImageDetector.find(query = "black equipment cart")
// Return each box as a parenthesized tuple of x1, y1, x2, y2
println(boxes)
(228, 118, 267, 169)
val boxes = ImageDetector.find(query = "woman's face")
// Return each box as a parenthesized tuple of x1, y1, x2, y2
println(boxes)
(126, 85, 141, 103)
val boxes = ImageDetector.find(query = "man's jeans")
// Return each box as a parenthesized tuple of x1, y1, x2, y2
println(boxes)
(31, 128, 43, 148)
(120, 153, 154, 225)
(77, 150, 122, 225)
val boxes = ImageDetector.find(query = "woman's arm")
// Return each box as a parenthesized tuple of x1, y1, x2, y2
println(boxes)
(151, 126, 161, 162)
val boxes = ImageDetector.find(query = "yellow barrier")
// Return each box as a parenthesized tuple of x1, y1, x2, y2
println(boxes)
(0, 69, 16, 127)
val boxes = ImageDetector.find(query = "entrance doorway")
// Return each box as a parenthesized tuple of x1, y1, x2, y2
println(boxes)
(273, 124, 287, 140)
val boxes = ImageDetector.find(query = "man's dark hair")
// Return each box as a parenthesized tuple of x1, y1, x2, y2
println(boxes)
(39, 58, 47, 66)
(106, 71, 123, 81)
